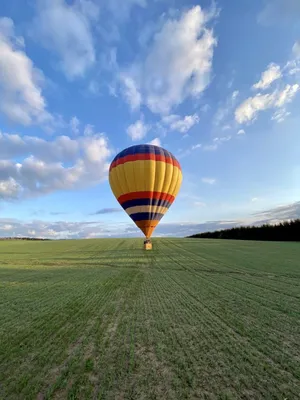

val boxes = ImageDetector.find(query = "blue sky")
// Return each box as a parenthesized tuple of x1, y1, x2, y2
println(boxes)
(0, 0, 300, 238)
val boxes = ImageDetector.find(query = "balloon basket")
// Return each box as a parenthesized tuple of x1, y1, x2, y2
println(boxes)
(144, 240, 152, 250)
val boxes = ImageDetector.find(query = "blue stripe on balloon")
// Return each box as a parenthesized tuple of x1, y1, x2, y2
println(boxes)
(129, 212, 165, 222)
(121, 198, 172, 210)
(112, 144, 176, 165)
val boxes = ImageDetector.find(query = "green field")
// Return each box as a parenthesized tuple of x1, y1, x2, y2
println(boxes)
(0, 238, 299, 399)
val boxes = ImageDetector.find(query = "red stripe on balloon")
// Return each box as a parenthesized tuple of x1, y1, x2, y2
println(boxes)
(118, 191, 175, 204)
(110, 153, 181, 171)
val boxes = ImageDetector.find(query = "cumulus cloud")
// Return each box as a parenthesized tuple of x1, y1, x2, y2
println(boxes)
(235, 93, 275, 124)
(148, 137, 161, 146)
(275, 84, 299, 107)
(235, 84, 299, 124)
(252, 63, 282, 90)
(31, 0, 99, 79)
(0, 178, 21, 199)
(127, 119, 149, 141)
(0, 130, 111, 200)
(237, 129, 245, 135)
(0, 17, 52, 126)
(201, 177, 216, 185)
(120, 5, 217, 115)
(235, 40, 300, 126)
(162, 114, 199, 133)
(0, 132, 78, 162)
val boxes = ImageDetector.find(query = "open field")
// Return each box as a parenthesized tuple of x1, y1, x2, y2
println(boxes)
(0, 238, 300, 399)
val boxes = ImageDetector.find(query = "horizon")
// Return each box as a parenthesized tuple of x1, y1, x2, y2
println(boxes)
(0, 0, 300, 239)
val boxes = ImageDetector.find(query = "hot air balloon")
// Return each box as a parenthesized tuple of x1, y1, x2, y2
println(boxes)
(109, 144, 182, 248)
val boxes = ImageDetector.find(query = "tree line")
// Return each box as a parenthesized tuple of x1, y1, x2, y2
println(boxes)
(0, 237, 51, 241)
(187, 219, 300, 242)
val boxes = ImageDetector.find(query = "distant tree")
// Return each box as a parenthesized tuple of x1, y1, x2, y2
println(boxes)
(187, 219, 300, 242)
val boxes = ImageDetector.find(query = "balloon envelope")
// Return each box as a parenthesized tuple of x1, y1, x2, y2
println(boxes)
(109, 144, 182, 238)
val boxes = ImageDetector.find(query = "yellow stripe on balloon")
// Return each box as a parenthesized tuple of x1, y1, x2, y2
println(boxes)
(151, 160, 166, 216)
(109, 160, 182, 198)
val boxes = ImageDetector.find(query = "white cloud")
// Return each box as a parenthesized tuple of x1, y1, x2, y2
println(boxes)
(285, 60, 300, 76)
(292, 41, 300, 58)
(1, 224, 13, 231)
(237, 129, 245, 135)
(271, 108, 291, 123)
(1, 201, 299, 239)
(283, 42, 300, 75)
(235, 84, 299, 124)
(162, 113, 199, 133)
(253, 63, 282, 90)
(251, 197, 259, 202)
(0, 17, 23, 45)
(70, 116, 80, 135)
(235, 92, 275, 124)
(0, 130, 111, 200)
(0, 132, 79, 162)
(201, 177, 216, 185)
(119, 74, 142, 111)
(191, 143, 202, 150)
(275, 84, 299, 107)
(213, 135, 232, 143)
(32, 0, 98, 79)
(0, 17, 51, 126)
(0, 178, 21, 199)
(120, 5, 217, 114)
(148, 137, 161, 146)
(231, 90, 239, 100)
(127, 119, 149, 141)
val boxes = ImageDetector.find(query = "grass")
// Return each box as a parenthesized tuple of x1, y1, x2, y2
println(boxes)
(0, 238, 299, 399)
